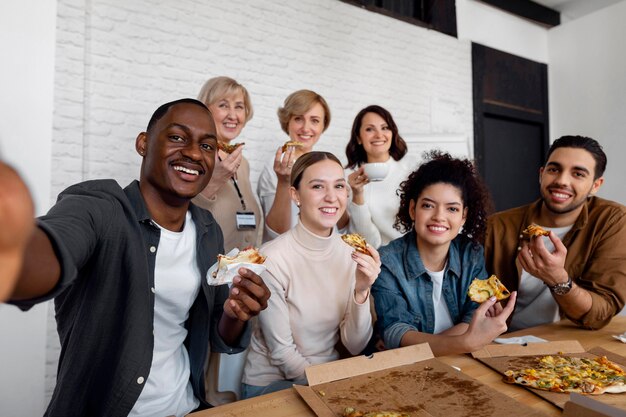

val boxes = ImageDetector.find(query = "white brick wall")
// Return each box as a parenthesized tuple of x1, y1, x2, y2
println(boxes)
(47, 0, 473, 399)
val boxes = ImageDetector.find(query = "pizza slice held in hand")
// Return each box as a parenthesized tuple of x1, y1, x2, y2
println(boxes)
(468, 275, 511, 303)
(523, 224, 550, 238)
(217, 247, 266, 270)
(217, 141, 244, 154)
(281, 140, 304, 153)
(341, 233, 371, 256)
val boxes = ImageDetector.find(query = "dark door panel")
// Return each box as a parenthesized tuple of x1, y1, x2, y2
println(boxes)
(473, 43, 549, 213)
(483, 116, 542, 211)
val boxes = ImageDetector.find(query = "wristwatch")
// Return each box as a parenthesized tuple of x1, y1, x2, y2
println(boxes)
(549, 276, 573, 296)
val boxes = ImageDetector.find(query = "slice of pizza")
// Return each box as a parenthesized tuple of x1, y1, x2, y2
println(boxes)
(217, 141, 244, 154)
(281, 140, 304, 153)
(523, 224, 550, 237)
(341, 233, 371, 256)
(467, 275, 511, 303)
(217, 246, 266, 270)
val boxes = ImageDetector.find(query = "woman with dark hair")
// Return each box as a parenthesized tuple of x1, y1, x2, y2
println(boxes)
(372, 151, 517, 356)
(242, 151, 381, 398)
(345, 105, 411, 248)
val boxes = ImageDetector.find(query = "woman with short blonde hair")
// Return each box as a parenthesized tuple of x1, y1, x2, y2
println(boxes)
(257, 89, 333, 241)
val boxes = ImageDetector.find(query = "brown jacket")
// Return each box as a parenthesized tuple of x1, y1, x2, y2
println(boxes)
(485, 196, 626, 329)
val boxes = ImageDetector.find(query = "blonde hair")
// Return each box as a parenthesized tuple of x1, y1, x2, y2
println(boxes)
(197, 76, 254, 123)
(277, 90, 331, 134)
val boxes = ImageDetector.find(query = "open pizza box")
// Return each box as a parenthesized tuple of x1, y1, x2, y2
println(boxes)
(471, 340, 626, 411)
(563, 393, 626, 417)
(293, 343, 545, 417)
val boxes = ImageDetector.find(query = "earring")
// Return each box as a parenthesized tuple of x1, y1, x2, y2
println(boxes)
(296, 201, 301, 207)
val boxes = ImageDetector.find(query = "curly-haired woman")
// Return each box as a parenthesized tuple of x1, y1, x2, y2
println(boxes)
(372, 151, 517, 356)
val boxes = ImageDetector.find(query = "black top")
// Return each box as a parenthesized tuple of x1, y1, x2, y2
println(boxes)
(12, 180, 249, 417)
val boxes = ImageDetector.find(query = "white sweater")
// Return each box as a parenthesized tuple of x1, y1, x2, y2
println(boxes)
(348, 158, 411, 248)
(242, 221, 373, 386)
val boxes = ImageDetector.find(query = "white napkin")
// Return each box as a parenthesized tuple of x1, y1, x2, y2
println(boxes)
(612, 332, 626, 343)
(493, 335, 548, 345)
(207, 248, 267, 286)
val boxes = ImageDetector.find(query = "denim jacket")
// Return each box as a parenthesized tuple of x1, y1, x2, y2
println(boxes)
(372, 231, 487, 349)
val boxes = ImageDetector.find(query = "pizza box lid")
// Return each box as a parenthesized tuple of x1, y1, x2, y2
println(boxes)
(471, 341, 626, 410)
(294, 343, 545, 417)
(471, 339, 585, 359)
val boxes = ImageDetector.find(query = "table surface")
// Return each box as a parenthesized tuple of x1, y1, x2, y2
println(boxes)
(190, 316, 626, 417)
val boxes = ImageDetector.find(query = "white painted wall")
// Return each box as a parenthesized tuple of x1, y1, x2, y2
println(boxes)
(0, 1, 57, 416)
(456, 0, 549, 63)
(548, 0, 626, 204)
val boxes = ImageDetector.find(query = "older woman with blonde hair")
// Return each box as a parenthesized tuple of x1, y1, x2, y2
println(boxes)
(192, 76, 263, 251)
(257, 90, 332, 241)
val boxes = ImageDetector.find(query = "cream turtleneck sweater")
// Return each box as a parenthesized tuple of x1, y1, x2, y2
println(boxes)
(242, 220, 373, 386)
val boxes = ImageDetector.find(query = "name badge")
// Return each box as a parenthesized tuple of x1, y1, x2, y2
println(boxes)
(236, 211, 256, 230)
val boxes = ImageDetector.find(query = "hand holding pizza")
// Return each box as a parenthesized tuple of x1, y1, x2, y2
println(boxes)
(0, 162, 35, 302)
(464, 291, 517, 352)
(223, 267, 271, 322)
(518, 232, 569, 287)
(273, 143, 297, 185)
(352, 245, 381, 305)
(212, 143, 244, 185)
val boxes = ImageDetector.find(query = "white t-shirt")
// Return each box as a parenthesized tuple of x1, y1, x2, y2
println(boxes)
(129, 212, 201, 417)
(426, 267, 454, 334)
(509, 225, 572, 332)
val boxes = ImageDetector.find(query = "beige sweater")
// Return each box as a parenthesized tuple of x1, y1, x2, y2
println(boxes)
(192, 157, 262, 252)
(242, 220, 373, 386)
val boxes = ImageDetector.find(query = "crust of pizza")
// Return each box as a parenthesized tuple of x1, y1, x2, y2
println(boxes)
(281, 140, 304, 153)
(341, 233, 371, 256)
(217, 142, 244, 154)
(523, 224, 550, 237)
(217, 247, 266, 270)
(504, 355, 626, 395)
(467, 275, 511, 303)
(342, 408, 409, 417)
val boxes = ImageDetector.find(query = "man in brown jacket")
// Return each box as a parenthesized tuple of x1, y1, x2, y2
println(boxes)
(485, 136, 626, 331)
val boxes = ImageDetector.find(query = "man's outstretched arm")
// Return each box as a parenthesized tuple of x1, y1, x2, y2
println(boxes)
(0, 162, 60, 302)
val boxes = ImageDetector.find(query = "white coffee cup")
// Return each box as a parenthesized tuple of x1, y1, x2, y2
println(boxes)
(363, 162, 389, 182)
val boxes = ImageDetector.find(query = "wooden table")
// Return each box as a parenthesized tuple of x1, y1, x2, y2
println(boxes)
(190, 316, 626, 416)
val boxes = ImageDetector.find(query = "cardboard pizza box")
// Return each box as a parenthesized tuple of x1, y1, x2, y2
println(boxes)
(472, 340, 626, 411)
(294, 343, 545, 417)
(563, 393, 626, 417)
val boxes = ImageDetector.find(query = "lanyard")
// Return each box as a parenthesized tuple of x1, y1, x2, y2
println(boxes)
(218, 154, 247, 211)
(231, 177, 247, 211)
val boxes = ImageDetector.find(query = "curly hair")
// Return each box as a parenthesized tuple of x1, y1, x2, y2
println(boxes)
(345, 105, 407, 169)
(394, 150, 494, 245)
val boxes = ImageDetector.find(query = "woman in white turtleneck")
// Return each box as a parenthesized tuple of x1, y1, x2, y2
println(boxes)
(241, 152, 381, 399)
(345, 105, 411, 249)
